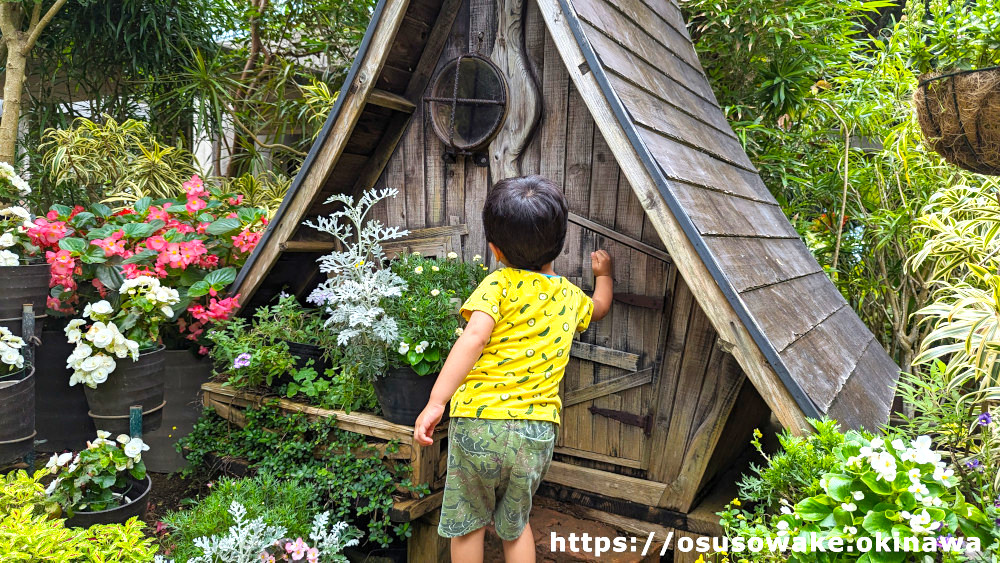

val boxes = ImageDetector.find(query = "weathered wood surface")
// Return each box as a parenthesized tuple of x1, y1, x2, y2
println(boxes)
(488, 0, 541, 178)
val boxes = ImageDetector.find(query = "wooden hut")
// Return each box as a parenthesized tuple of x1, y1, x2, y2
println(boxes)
(229, 0, 900, 557)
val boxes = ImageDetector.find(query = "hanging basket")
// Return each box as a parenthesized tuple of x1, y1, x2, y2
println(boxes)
(914, 67, 1000, 175)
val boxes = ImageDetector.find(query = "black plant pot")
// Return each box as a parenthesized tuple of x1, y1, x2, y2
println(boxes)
(0, 367, 35, 464)
(36, 329, 94, 453)
(0, 263, 50, 319)
(285, 340, 333, 373)
(142, 350, 213, 473)
(372, 366, 441, 426)
(84, 347, 166, 435)
(64, 475, 151, 528)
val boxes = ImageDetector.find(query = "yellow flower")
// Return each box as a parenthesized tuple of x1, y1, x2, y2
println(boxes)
(354, 260, 365, 268)
(431, 265, 439, 272)
(731, 498, 741, 506)
(736, 514, 745, 520)
(694, 556, 705, 563)
(753, 428, 762, 438)
(414, 266, 423, 274)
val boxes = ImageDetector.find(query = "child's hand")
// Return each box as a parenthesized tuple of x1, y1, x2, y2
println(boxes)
(591, 250, 613, 278)
(413, 403, 446, 446)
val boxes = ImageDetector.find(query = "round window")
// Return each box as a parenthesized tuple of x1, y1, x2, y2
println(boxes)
(426, 55, 508, 153)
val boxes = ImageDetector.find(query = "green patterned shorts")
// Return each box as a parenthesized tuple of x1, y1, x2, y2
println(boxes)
(438, 417, 557, 541)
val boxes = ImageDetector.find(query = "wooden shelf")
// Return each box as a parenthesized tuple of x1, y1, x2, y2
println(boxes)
(368, 88, 416, 113)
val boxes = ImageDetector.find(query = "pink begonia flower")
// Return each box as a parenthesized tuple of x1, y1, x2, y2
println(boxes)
(28, 218, 68, 247)
(185, 196, 207, 214)
(228, 194, 244, 205)
(93, 230, 126, 257)
(147, 205, 171, 222)
(285, 538, 308, 560)
(232, 229, 261, 253)
(182, 175, 207, 198)
(92, 278, 108, 298)
(198, 345, 210, 356)
(196, 222, 211, 234)
(306, 547, 319, 563)
(146, 235, 168, 251)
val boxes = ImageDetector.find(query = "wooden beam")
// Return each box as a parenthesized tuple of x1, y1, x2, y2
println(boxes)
(569, 341, 640, 371)
(554, 446, 644, 468)
(368, 88, 416, 113)
(543, 461, 666, 503)
(563, 368, 652, 407)
(390, 491, 443, 522)
(280, 240, 335, 252)
(234, 0, 413, 305)
(537, 0, 811, 434)
(569, 212, 671, 263)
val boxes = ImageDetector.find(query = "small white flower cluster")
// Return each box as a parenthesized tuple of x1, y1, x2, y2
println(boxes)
(0, 206, 33, 265)
(0, 162, 31, 197)
(0, 326, 25, 373)
(43, 431, 149, 495)
(397, 339, 430, 355)
(120, 275, 181, 318)
(66, 301, 140, 388)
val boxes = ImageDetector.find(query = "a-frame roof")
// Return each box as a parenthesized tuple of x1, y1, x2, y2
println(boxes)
(231, 0, 900, 432)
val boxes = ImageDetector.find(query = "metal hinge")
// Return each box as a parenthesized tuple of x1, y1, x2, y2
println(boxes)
(588, 405, 653, 435)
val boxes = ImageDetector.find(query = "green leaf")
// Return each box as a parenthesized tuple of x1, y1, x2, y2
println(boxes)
(86, 225, 115, 240)
(206, 217, 241, 235)
(58, 237, 88, 254)
(860, 471, 892, 495)
(70, 211, 96, 228)
(80, 245, 108, 264)
(187, 281, 210, 297)
(794, 497, 833, 521)
(204, 266, 237, 288)
(823, 473, 854, 502)
(50, 204, 73, 218)
(861, 510, 893, 535)
(123, 249, 158, 265)
(134, 197, 152, 214)
(122, 222, 158, 239)
(95, 264, 124, 291)
(89, 203, 112, 218)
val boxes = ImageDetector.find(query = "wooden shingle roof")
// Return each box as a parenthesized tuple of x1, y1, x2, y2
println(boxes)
(231, 0, 900, 432)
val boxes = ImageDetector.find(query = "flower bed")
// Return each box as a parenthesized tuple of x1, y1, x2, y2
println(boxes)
(199, 381, 447, 522)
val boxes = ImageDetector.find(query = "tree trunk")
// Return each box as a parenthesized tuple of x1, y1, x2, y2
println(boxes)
(0, 48, 27, 165)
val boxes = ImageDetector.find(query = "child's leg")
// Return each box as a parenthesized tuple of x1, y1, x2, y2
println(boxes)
(451, 526, 487, 563)
(501, 521, 536, 563)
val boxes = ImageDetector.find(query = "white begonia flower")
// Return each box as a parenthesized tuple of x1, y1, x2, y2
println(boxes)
(67, 342, 93, 365)
(398, 341, 410, 355)
(780, 506, 792, 515)
(45, 478, 60, 495)
(90, 300, 113, 317)
(852, 491, 864, 501)
(0, 249, 18, 266)
(844, 526, 857, 535)
(932, 466, 955, 484)
(841, 502, 857, 512)
(908, 509, 932, 533)
(776, 521, 789, 531)
(859, 446, 872, 457)
(96, 430, 111, 440)
(891, 438, 905, 451)
(161, 305, 174, 318)
(116, 434, 130, 444)
(86, 322, 116, 349)
(908, 468, 921, 481)
(123, 437, 149, 459)
(65, 319, 86, 344)
(908, 482, 929, 496)
(0, 347, 22, 368)
(912, 435, 933, 450)
(871, 451, 897, 481)
(870, 437, 884, 449)
(447, 251, 458, 259)
(430, 289, 440, 296)
(0, 232, 15, 248)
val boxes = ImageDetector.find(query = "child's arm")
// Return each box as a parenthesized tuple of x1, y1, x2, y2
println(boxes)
(591, 250, 613, 322)
(413, 310, 496, 446)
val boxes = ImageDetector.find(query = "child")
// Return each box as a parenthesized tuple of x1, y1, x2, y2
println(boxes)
(413, 175, 613, 563)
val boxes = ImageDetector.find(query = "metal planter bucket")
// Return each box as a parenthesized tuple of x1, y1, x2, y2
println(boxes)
(0, 263, 50, 319)
(35, 329, 94, 453)
(142, 350, 212, 473)
(0, 367, 36, 464)
(84, 347, 166, 435)
(64, 475, 152, 528)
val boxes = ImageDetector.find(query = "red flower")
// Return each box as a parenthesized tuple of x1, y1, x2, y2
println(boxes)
(28, 218, 68, 248)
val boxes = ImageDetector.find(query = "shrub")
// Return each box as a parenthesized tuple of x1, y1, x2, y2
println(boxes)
(161, 473, 318, 563)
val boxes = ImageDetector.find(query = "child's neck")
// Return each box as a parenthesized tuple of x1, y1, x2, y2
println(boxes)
(530, 263, 557, 276)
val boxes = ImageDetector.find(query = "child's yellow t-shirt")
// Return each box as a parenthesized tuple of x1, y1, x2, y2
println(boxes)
(450, 268, 593, 423)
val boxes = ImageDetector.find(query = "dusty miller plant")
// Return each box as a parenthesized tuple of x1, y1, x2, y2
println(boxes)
(303, 188, 408, 381)
(188, 501, 287, 563)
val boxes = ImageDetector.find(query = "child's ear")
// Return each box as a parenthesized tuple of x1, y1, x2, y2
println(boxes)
(488, 242, 504, 264)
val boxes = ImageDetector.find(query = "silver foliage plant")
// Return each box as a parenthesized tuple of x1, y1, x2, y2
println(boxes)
(303, 188, 408, 380)
(189, 501, 287, 563)
(307, 511, 361, 562)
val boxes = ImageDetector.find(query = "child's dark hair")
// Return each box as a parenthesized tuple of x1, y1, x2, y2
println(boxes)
(482, 175, 567, 271)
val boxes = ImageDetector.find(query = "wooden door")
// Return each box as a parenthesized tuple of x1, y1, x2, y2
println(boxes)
(555, 212, 672, 473)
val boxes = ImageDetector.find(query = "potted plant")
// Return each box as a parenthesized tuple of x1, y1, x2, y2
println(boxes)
(45, 430, 152, 528)
(905, 0, 1000, 174)
(66, 277, 180, 434)
(0, 325, 34, 465)
(377, 252, 487, 424)
(0, 202, 50, 327)
(251, 293, 340, 373)
(302, 188, 411, 420)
